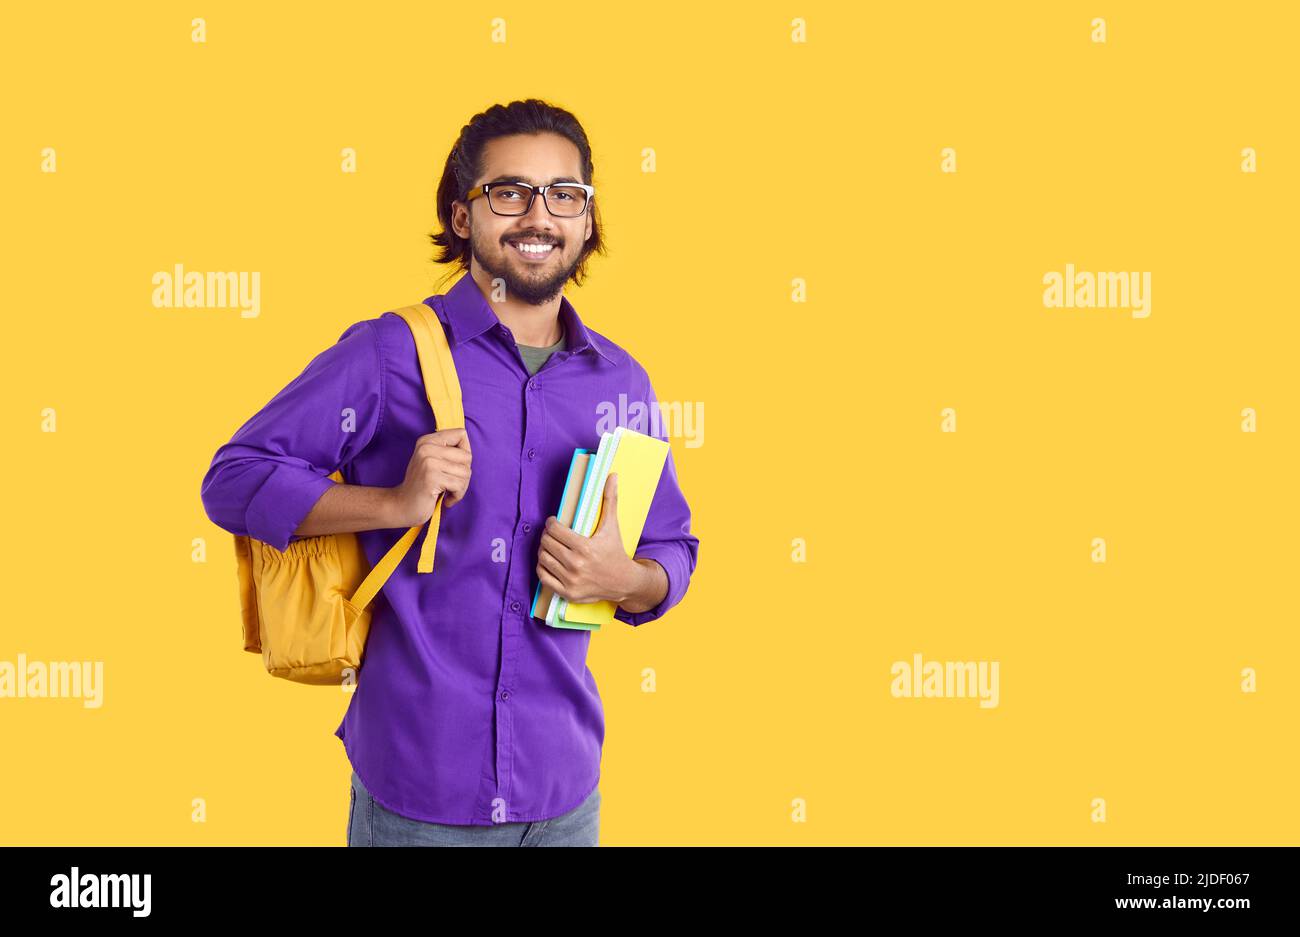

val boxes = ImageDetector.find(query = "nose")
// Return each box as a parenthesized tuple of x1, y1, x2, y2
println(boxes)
(523, 189, 559, 227)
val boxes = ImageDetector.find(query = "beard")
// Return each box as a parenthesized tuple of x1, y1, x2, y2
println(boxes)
(470, 227, 583, 305)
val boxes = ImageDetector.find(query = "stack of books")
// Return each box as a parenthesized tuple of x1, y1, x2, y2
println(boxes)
(530, 426, 670, 630)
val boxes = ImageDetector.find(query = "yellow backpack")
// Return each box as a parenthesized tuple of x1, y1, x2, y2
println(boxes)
(234, 303, 463, 685)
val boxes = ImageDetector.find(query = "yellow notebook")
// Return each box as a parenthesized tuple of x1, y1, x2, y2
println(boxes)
(555, 426, 670, 627)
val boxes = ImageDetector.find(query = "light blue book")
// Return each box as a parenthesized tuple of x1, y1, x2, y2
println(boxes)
(530, 446, 600, 630)
(550, 427, 625, 626)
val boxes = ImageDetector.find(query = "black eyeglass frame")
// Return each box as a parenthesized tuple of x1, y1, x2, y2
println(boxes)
(465, 181, 596, 217)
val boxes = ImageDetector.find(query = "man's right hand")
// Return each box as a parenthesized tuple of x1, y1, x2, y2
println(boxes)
(388, 427, 472, 526)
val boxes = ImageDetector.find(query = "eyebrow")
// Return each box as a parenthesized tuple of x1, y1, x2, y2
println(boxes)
(482, 174, 583, 186)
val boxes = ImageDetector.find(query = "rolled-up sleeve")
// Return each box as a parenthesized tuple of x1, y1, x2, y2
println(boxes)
(614, 371, 700, 626)
(199, 319, 386, 552)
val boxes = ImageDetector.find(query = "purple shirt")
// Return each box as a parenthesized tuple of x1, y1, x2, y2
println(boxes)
(200, 273, 700, 824)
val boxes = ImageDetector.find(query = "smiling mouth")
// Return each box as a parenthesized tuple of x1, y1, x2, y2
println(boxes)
(507, 240, 557, 261)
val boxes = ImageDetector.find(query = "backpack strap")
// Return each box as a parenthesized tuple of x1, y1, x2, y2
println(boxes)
(397, 302, 465, 573)
(346, 302, 464, 610)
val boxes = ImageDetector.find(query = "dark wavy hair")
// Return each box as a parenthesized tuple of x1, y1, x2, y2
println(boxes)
(429, 99, 607, 292)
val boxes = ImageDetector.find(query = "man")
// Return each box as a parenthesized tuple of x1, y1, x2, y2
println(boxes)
(199, 99, 700, 847)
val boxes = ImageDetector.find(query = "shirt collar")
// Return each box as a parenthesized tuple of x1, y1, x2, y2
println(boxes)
(433, 272, 618, 365)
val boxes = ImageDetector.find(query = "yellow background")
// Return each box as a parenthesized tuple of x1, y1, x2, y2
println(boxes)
(2, 1, 1296, 845)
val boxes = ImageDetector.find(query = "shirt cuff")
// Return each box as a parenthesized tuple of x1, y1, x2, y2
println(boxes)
(244, 463, 337, 552)
(614, 541, 691, 627)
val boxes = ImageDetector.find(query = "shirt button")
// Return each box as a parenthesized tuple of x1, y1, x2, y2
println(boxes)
(498, 325, 508, 337)
(527, 447, 536, 460)
(522, 522, 532, 533)
(500, 690, 510, 701)
(528, 379, 538, 391)
(510, 600, 521, 612)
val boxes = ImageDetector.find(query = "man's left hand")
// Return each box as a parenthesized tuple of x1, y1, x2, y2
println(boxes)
(536, 472, 640, 605)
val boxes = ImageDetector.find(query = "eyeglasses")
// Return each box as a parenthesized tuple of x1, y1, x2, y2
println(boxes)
(466, 181, 594, 217)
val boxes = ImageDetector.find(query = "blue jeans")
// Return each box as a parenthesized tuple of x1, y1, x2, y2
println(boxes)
(347, 769, 600, 846)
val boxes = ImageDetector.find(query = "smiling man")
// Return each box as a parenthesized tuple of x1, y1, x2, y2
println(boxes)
(199, 99, 700, 846)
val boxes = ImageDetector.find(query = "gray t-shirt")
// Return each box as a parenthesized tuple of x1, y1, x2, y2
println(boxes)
(516, 328, 566, 376)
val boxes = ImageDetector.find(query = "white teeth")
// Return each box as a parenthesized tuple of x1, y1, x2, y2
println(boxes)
(512, 242, 554, 254)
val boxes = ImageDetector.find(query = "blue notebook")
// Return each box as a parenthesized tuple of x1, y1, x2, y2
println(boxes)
(529, 447, 600, 630)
